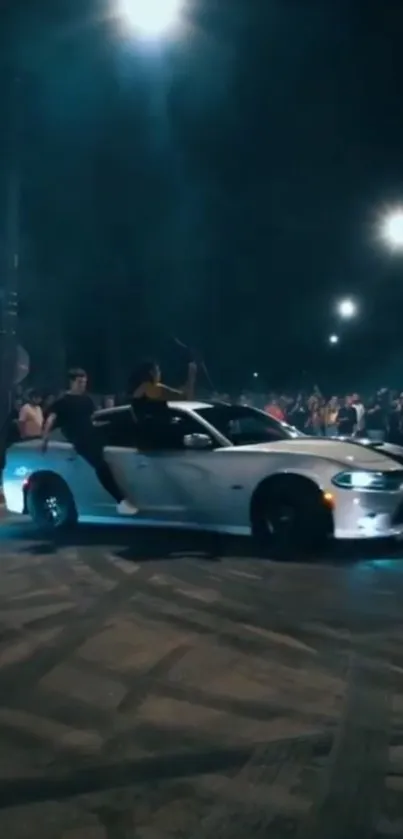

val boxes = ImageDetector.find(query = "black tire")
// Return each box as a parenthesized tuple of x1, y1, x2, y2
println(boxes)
(252, 481, 331, 559)
(26, 474, 77, 533)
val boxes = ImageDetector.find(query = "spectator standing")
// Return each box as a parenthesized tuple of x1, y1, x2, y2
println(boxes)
(351, 393, 366, 436)
(388, 397, 403, 444)
(337, 396, 356, 437)
(288, 394, 308, 432)
(324, 396, 339, 437)
(264, 395, 285, 421)
(366, 396, 386, 442)
(306, 395, 324, 436)
(18, 390, 43, 439)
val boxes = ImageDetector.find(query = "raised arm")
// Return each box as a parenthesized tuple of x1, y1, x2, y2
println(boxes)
(134, 362, 197, 402)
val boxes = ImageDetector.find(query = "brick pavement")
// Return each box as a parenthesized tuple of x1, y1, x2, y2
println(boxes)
(0, 522, 401, 836)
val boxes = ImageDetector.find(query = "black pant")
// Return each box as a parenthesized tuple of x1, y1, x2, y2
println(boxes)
(74, 438, 124, 504)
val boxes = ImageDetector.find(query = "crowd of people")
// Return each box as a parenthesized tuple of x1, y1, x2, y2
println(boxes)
(234, 387, 403, 443)
(11, 377, 403, 450)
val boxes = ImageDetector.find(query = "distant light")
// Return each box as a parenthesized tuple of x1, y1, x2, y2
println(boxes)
(253, 372, 259, 379)
(379, 208, 403, 251)
(337, 298, 357, 319)
(117, 0, 183, 38)
(329, 334, 339, 345)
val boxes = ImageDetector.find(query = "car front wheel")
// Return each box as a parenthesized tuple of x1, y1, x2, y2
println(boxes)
(252, 480, 331, 559)
(26, 475, 77, 533)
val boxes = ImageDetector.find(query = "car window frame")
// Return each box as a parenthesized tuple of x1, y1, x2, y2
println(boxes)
(93, 405, 220, 452)
(137, 406, 219, 451)
(194, 405, 297, 445)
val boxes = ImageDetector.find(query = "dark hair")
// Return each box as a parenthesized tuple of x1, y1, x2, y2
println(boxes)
(68, 368, 87, 384)
(129, 360, 158, 392)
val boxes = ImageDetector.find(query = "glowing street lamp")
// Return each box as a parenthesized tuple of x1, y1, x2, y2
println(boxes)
(337, 298, 357, 320)
(329, 334, 339, 345)
(116, 0, 184, 38)
(379, 208, 403, 251)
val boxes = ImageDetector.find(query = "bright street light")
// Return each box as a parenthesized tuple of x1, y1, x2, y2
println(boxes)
(337, 298, 357, 319)
(117, 0, 184, 38)
(379, 208, 403, 251)
(329, 334, 339, 345)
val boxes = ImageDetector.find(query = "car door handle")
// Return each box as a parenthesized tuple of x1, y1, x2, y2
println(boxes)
(137, 461, 148, 469)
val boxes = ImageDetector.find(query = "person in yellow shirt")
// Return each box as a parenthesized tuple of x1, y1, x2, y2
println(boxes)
(129, 360, 197, 450)
(130, 360, 197, 402)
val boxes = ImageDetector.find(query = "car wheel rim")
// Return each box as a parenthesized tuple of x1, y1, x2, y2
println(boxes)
(42, 494, 64, 527)
(267, 504, 296, 538)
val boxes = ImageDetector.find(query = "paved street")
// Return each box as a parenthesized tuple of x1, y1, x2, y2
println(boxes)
(0, 518, 403, 837)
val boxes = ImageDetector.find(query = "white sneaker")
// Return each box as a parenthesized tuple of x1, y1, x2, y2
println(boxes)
(117, 499, 139, 516)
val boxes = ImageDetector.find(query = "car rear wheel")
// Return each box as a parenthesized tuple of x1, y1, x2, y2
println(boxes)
(252, 480, 331, 559)
(26, 475, 77, 533)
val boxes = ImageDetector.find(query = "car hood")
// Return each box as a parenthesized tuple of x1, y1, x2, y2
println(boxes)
(229, 438, 401, 470)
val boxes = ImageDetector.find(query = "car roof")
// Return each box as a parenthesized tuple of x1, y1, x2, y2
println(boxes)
(93, 401, 212, 420)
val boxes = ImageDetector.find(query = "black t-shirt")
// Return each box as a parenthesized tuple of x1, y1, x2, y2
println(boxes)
(337, 406, 356, 435)
(50, 393, 95, 444)
(388, 408, 401, 435)
(366, 405, 385, 431)
(289, 406, 308, 431)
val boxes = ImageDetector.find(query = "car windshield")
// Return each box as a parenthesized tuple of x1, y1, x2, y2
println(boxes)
(195, 405, 302, 445)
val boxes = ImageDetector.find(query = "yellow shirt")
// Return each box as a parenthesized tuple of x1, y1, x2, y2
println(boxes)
(133, 382, 182, 401)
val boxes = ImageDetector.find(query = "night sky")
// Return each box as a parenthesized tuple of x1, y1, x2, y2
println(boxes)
(1, 0, 403, 393)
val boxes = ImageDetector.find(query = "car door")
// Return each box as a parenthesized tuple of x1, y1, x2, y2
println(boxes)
(100, 407, 194, 523)
(93, 406, 177, 522)
(118, 406, 221, 525)
(130, 408, 249, 529)
(98, 407, 222, 525)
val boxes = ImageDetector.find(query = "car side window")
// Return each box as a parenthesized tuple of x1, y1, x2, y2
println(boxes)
(95, 407, 215, 451)
(140, 409, 214, 451)
(227, 416, 285, 443)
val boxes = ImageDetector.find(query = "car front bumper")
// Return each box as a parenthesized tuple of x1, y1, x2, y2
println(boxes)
(332, 486, 403, 539)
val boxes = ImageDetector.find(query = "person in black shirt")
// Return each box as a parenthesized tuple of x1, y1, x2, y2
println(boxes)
(388, 399, 402, 444)
(337, 397, 356, 436)
(288, 395, 308, 432)
(42, 369, 137, 516)
(366, 396, 386, 442)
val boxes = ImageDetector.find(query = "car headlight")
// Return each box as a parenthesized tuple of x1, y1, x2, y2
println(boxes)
(332, 471, 401, 490)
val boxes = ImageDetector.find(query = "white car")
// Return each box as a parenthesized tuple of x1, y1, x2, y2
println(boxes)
(4, 401, 403, 554)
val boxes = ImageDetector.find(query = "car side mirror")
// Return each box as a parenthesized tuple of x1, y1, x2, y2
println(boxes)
(183, 433, 212, 450)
